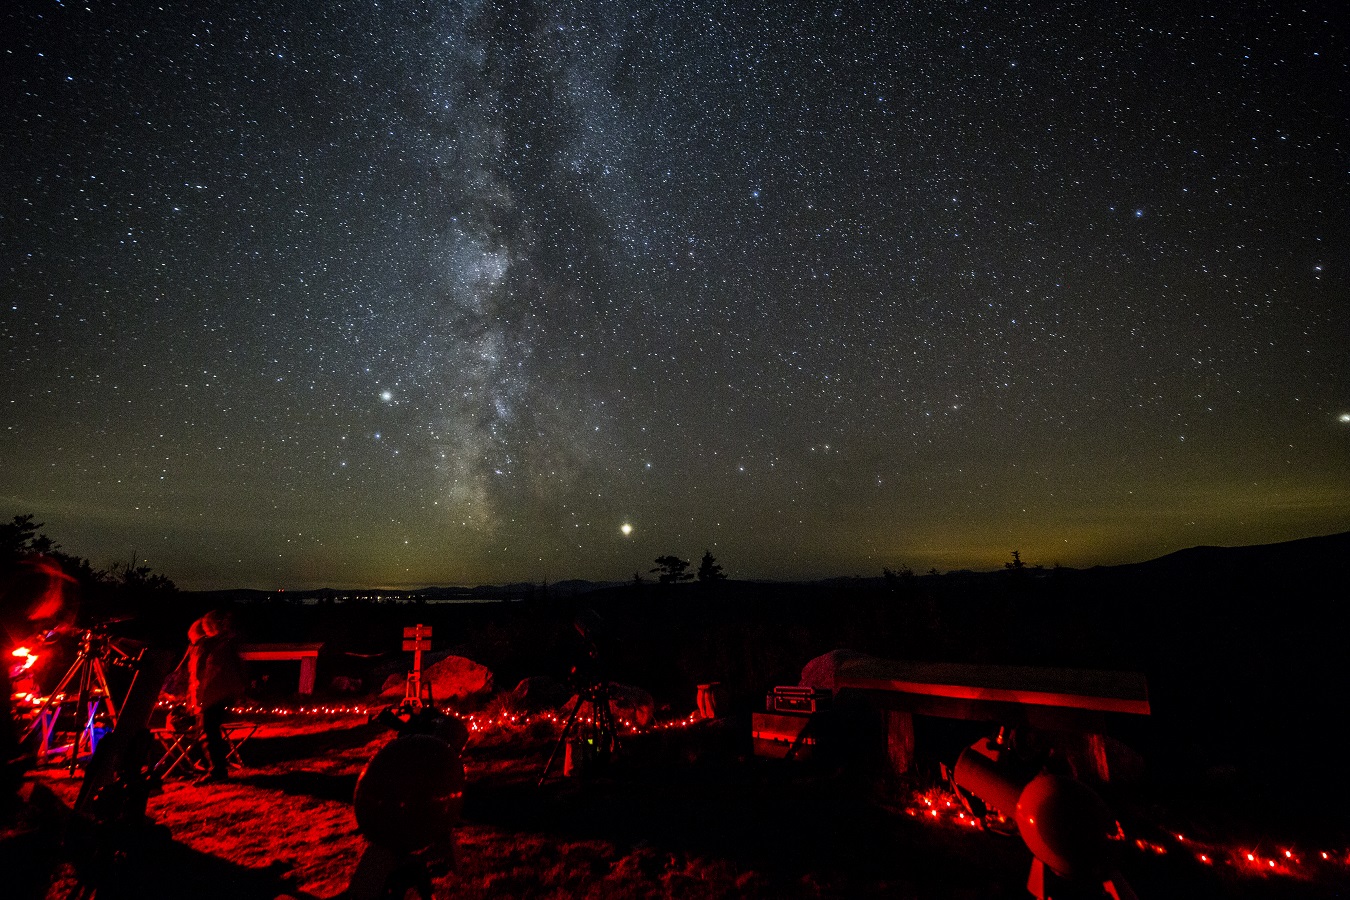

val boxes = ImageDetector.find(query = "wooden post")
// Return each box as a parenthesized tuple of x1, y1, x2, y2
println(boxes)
(402, 625, 433, 708)
(886, 710, 915, 775)
(298, 657, 317, 695)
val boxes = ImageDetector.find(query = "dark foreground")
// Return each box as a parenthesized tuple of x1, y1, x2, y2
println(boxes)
(3, 710, 1347, 899)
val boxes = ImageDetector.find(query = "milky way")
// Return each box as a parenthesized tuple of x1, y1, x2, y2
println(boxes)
(3, 1, 1347, 588)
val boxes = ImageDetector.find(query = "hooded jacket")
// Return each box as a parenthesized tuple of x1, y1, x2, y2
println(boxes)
(187, 611, 246, 711)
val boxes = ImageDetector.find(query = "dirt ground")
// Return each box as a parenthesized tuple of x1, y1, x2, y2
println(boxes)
(2, 711, 1346, 899)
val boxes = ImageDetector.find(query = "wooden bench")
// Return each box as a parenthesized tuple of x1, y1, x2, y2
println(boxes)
(835, 658, 1150, 781)
(238, 642, 324, 695)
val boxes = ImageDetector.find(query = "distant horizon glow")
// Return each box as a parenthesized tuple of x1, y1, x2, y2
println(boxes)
(3, 2, 1347, 591)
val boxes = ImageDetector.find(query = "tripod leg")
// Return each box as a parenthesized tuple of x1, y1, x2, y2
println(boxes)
(538, 700, 582, 787)
(23, 656, 82, 741)
(82, 701, 101, 757)
(71, 658, 95, 777)
(93, 659, 118, 727)
(39, 709, 59, 760)
(587, 684, 616, 762)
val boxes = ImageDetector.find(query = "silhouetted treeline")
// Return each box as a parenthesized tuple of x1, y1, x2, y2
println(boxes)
(6, 510, 1347, 825)
(0, 514, 180, 643)
(183, 532, 1348, 802)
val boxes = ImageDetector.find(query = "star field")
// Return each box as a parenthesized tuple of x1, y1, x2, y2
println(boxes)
(2, 1, 1347, 588)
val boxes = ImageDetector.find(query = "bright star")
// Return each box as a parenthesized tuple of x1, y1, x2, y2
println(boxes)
(620, 523, 633, 537)
(1339, 413, 1350, 424)
(380, 390, 393, 402)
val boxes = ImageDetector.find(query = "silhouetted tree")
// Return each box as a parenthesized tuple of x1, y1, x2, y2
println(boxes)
(3, 513, 179, 628)
(0, 514, 55, 564)
(1003, 549, 1033, 594)
(697, 550, 726, 582)
(651, 555, 693, 583)
(2, 515, 68, 626)
(108, 554, 177, 595)
(883, 565, 916, 594)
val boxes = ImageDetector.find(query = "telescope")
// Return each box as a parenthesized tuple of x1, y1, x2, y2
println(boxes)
(347, 733, 465, 900)
(952, 733, 1138, 900)
(538, 610, 618, 786)
(20, 620, 143, 776)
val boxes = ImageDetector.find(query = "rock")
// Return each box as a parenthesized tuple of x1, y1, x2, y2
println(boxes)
(563, 682, 655, 728)
(799, 649, 872, 696)
(425, 654, 494, 701)
(379, 673, 405, 698)
(330, 675, 363, 693)
(379, 655, 494, 703)
(510, 676, 569, 711)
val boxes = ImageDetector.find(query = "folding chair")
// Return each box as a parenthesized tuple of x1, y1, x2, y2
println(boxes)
(221, 721, 259, 767)
(151, 720, 258, 779)
(151, 725, 207, 778)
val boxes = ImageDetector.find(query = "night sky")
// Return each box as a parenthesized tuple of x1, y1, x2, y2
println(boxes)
(3, 1, 1347, 590)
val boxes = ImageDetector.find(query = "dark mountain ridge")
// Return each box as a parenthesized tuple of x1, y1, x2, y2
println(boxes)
(186, 528, 1350, 599)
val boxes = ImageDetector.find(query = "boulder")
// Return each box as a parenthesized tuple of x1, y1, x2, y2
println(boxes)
(563, 682, 655, 728)
(330, 675, 363, 693)
(379, 655, 494, 703)
(379, 673, 406, 699)
(799, 649, 872, 696)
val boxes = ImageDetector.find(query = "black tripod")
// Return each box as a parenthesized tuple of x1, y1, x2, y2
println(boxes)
(539, 677, 617, 786)
(24, 626, 133, 776)
(538, 611, 620, 787)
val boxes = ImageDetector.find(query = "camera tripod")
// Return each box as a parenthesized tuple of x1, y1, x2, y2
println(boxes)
(538, 678, 617, 786)
(23, 626, 135, 776)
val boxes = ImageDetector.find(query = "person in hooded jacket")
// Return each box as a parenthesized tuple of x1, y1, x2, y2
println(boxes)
(187, 609, 246, 782)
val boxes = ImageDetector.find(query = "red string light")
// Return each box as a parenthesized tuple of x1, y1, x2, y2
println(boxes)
(107, 698, 1343, 884)
(896, 784, 1348, 884)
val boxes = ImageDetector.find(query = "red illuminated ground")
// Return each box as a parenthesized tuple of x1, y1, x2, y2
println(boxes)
(6, 710, 1347, 899)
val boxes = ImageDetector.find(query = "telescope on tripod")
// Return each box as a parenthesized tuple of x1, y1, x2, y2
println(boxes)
(538, 610, 618, 786)
(21, 622, 141, 776)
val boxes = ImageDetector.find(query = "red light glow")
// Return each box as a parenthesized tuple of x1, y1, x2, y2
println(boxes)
(138, 698, 1350, 886)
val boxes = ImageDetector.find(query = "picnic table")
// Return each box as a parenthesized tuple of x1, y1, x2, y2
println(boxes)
(836, 657, 1150, 780)
(238, 642, 324, 695)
